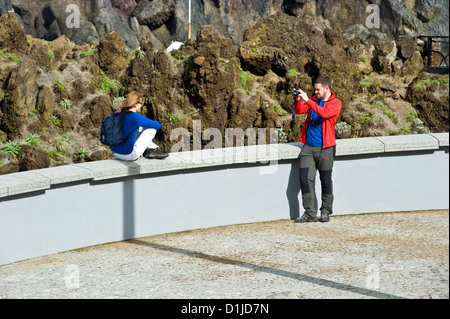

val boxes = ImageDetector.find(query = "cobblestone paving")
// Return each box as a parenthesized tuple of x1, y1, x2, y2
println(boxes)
(0, 210, 448, 299)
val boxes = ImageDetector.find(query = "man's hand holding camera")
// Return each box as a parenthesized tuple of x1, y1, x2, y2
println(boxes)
(293, 88, 309, 102)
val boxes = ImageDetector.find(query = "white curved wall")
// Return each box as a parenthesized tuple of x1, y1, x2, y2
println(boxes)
(0, 133, 448, 265)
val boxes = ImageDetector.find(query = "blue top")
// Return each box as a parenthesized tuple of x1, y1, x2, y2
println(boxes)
(110, 112, 161, 155)
(305, 99, 325, 147)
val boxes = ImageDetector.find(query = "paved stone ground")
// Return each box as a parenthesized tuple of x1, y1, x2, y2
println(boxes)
(0, 210, 448, 300)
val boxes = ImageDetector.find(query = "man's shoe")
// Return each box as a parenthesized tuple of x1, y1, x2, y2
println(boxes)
(143, 148, 169, 159)
(320, 212, 330, 222)
(294, 215, 318, 223)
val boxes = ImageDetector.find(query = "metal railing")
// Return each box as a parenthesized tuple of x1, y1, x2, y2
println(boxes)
(419, 35, 449, 74)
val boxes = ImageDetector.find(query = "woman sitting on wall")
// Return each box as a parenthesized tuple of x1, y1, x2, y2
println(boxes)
(111, 91, 168, 161)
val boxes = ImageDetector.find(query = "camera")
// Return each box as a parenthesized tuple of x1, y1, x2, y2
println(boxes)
(292, 87, 301, 96)
(309, 119, 320, 127)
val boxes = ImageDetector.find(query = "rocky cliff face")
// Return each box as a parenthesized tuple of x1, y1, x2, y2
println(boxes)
(0, 1, 448, 174)
(2, 0, 449, 50)
(1, 0, 285, 51)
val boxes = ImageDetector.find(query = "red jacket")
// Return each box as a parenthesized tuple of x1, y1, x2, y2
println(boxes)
(295, 92, 342, 148)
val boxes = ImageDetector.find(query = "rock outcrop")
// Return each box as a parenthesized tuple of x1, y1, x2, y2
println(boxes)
(1, 0, 448, 50)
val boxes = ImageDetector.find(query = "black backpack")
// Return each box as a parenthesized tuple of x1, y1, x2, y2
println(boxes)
(100, 112, 137, 146)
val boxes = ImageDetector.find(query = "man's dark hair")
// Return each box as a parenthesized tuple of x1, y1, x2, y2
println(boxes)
(314, 75, 332, 89)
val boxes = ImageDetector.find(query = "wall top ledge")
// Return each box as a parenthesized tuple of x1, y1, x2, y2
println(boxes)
(31, 164, 94, 185)
(0, 171, 50, 197)
(336, 137, 385, 156)
(0, 133, 448, 198)
(374, 134, 440, 152)
(429, 132, 449, 147)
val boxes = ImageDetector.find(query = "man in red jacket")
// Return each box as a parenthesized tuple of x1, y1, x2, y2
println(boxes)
(293, 75, 342, 223)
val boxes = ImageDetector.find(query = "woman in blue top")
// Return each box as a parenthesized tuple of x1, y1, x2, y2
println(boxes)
(111, 91, 168, 161)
